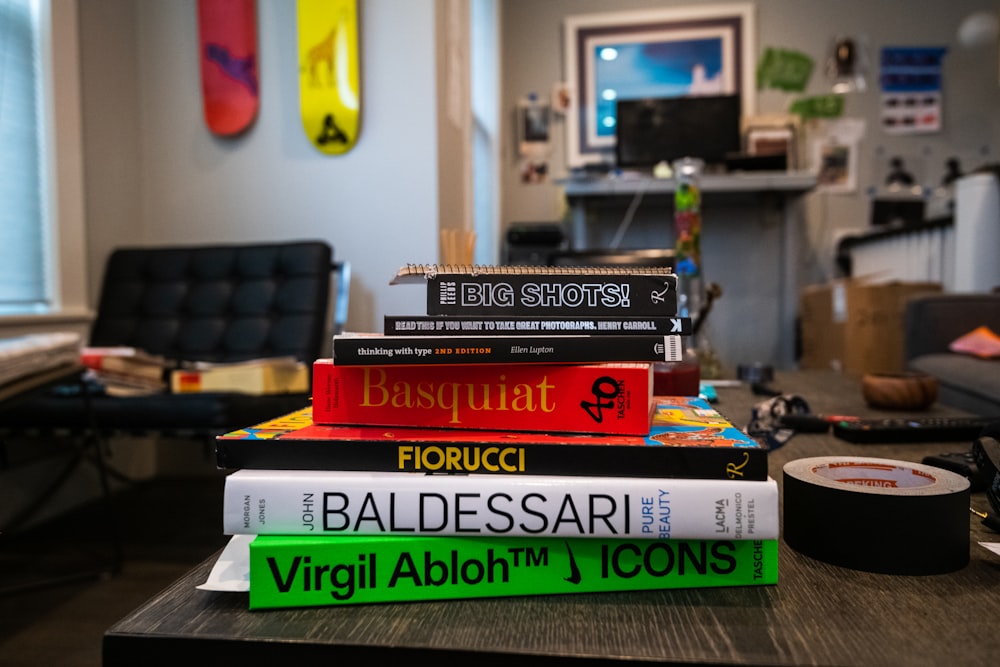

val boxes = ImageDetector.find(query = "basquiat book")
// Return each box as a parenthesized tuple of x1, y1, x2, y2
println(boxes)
(311, 359, 656, 436)
(215, 396, 768, 481)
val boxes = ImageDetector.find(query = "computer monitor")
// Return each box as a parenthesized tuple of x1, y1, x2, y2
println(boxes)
(614, 94, 742, 169)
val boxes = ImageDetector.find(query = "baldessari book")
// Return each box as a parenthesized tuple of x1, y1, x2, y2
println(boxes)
(311, 359, 654, 436)
(221, 468, 779, 540)
(383, 314, 692, 337)
(245, 534, 778, 608)
(390, 264, 678, 317)
(215, 397, 769, 481)
(330, 332, 683, 365)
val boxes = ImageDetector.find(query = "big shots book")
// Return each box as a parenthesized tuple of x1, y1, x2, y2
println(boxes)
(390, 264, 678, 317)
(215, 397, 769, 481)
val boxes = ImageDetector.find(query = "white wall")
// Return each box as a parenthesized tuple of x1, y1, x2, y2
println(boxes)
(80, 0, 441, 334)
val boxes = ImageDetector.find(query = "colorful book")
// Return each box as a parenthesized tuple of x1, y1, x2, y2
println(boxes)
(246, 534, 778, 608)
(383, 314, 692, 337)
(312, 359, 654, 435)
(221, 468, 779, 539)
(390, 264, 678, 317)
(331, 332, 683, 365)
(215, 397, 768, 481)
(171, 357, 309, 395)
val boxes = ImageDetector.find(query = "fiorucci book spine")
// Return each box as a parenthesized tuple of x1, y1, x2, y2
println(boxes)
(330, 333, 683, 366)
(214, 399, 770, 482)
(311, 359, 654, 435)
(248, 534, 778, 608)
(222, 469, 779, 540)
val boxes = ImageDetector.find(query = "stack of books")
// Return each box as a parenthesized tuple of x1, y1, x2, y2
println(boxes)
(80, 346, 172, 396)
(207, 264, 779, 609)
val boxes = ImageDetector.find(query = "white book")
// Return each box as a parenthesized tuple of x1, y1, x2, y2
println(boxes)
(223, 470, 778, 541)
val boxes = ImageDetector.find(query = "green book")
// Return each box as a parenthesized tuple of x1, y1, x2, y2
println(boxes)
(248, 534, 778, 609)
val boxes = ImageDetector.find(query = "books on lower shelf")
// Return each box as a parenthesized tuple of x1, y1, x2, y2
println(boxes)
(198, 534, 778, 609)
(312, 359, 655, 436)
(215, 396, 768, 481)
(221, 468, 778, 540)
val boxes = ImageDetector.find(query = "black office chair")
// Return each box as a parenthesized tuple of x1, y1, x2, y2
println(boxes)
(0, 240, 346, 434)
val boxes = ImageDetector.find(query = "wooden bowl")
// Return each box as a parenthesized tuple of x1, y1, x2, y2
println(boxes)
(861, 372, 939, 410)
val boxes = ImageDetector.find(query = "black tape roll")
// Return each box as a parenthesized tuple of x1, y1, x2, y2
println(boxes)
(783, 457, 970, 575)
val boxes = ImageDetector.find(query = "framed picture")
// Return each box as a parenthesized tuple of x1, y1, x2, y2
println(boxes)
(744, 119, 797, 168)
(563, 4, 755, 166)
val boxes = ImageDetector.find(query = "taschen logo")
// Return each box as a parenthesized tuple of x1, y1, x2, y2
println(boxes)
(578, 376, 625, 423)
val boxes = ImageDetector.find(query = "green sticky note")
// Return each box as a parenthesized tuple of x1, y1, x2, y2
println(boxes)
(789, 94, 845, 119)
(757, 48, 814, 92)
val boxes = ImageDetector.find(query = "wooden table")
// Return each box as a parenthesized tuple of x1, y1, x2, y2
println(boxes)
(103, 371, 1000, 666)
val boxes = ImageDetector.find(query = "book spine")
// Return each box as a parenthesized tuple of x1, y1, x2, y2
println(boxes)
(311, 360, 654, 435)
(248, 535, 778, 608)
(222, 469, 779, 540)
(383, 315, 692, 336)
(331, 334, 683, 366)
(425, 273, 677, 317)
(215, 435, 770, 481)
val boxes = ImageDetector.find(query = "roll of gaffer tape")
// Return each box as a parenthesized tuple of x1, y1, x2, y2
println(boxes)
(783, 457, 970, 575)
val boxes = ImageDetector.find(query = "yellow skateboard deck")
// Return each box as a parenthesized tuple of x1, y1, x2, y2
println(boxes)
(296, 0, 360, 155)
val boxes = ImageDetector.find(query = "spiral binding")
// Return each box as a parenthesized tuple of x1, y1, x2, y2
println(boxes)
(395, 263, 675, 281)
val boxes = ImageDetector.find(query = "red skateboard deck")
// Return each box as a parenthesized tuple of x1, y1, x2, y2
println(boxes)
(197, 0, 260, 136)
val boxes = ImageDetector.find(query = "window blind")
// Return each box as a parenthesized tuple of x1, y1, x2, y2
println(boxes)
(0, 0, 49, 314)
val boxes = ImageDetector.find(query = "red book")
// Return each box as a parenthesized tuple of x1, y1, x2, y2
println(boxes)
(311, 359, 654, 435)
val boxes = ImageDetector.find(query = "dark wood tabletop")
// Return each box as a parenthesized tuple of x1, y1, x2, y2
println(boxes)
(103, 371, 1000, 667)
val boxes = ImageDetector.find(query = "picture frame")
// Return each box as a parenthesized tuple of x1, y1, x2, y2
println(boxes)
(744, 116, 798, 169)
(563, 4, 756, 167)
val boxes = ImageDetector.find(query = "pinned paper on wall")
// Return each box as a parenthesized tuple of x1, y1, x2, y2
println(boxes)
(809, 118, 866, 194)
(757, 47, 814, 92)
(880, 47, 947, 135)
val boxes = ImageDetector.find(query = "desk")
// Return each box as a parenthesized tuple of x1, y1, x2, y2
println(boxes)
(103, 371, 1000, 666)
(562, 173, 817, 369)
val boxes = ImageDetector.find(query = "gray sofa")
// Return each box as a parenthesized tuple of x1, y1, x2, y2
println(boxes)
(904, 293, 1000, 416)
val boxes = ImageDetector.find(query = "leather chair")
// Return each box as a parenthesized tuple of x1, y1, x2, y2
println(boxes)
(0, 240, 346, 434)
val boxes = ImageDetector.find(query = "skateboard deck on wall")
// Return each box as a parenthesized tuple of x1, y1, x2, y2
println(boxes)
(197, 0, 260, 136)
(296, 0, 361, 155)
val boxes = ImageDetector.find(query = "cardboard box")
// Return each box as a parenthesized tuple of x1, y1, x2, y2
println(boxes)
(799, 279, 942, 376)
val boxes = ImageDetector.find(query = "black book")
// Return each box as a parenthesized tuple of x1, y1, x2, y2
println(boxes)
(331, 332, 684, 365)
(391, 264, 678, 317)
(383, 314, 692, 336)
